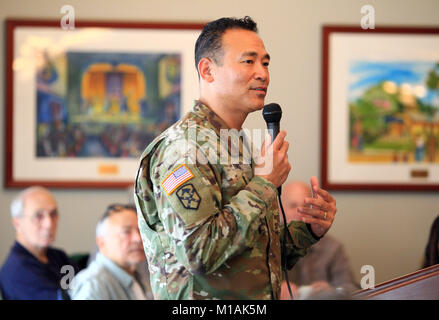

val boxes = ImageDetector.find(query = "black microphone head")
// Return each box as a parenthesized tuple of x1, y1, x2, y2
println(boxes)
(262, 103, 282, 123)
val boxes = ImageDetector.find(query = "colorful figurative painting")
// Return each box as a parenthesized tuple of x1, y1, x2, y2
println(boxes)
(348, 61, 439, 163)
(36, 51, 181, 158)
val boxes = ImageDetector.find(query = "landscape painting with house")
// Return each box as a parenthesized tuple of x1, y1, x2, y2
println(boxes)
(348, 61, 439, 163)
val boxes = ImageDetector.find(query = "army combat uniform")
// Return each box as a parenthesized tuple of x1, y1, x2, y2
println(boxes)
(134, 101, 320, 300)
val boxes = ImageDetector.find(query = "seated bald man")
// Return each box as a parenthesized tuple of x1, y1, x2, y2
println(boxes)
(280, 181, 358, 299)
(0, 186, 78, 300)
(70, 204, 151, 300)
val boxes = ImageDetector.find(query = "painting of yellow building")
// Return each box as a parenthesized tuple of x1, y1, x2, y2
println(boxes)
(36, 51, 181, 158)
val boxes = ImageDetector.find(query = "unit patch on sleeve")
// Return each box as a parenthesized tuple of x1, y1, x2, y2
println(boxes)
(176, 183, 201, 210)
(161, 164, 194, 195)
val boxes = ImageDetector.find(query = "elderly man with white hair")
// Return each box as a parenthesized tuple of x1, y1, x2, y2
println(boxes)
(0, 186, 77, 299)
(69, 204, 152, 300)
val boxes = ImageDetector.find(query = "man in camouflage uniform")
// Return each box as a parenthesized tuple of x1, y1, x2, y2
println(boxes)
(134, 16, 337, 300)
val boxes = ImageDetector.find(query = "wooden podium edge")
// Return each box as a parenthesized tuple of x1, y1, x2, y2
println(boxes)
(354, 264, 439, 299)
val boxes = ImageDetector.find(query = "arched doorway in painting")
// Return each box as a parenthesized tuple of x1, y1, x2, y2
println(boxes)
(81, 63, 146, 119)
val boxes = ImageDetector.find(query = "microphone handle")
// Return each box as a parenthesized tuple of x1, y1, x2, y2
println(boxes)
(267, 122, 279, 143)
(266, 122, 282, 196)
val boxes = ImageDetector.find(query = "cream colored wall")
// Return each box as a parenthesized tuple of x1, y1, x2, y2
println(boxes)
(1, 0, 438, 286)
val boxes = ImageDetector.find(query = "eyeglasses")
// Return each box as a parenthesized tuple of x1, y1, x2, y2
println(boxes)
(26, 209, 59, 223)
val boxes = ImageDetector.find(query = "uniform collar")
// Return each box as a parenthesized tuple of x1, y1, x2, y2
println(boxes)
(192, 100, 256, 167)
(192, 100, 231, 135)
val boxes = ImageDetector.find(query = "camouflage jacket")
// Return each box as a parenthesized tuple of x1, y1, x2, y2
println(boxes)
(134, 101, 319, 300)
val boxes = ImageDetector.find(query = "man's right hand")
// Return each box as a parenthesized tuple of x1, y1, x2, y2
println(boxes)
(255, 130, 291, 188)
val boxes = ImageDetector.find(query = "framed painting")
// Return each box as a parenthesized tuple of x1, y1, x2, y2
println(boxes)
(321, 26, 439, 190)
(5, 19, 204, 188)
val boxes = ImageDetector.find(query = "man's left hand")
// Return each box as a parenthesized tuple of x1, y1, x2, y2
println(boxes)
(297, 176, 337, 238)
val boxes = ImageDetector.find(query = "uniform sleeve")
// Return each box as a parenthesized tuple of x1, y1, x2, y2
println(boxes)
(282, 221, 321, 270)
(148, 137, 278, 275)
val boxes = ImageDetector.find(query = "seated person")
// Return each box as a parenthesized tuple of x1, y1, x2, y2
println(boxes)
(0, 186, 78, 299)
(280, 181, 359, 299)
(422, 215, 439, 268)
(70, 204, 152, 300)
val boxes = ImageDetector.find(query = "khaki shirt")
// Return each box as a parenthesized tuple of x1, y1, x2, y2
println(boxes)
(135, 101, 319, 299)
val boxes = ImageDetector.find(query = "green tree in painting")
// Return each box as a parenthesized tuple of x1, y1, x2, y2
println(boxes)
(426, 63, 439, 95)
(350, 83, 401, 146)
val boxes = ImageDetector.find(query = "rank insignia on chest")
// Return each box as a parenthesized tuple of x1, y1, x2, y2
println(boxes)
(176, 183, 201, 210)
(161, 164, 194, 195)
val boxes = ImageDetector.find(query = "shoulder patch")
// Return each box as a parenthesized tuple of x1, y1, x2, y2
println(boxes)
(176, 184, 201, 210)
(161, 164, 194, 195)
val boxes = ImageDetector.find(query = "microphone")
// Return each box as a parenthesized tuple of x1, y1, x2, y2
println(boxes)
(262, 103, 282, 195)
(263, 103, 294, 300)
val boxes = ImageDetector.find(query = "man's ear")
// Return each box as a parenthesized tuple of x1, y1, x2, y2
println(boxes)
(96, 236, 105, 251)
(12, 217, 21, 231)
(198, 57, 215, 82)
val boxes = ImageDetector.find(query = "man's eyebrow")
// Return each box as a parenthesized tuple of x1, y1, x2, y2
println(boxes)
(120, 225, 136, 231)
(240, 51, 271, 60)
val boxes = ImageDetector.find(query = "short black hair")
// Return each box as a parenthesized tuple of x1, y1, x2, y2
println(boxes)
(194, 16, 258, 74)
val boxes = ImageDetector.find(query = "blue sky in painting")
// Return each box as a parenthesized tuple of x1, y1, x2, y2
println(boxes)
(348, 61, 438, 106)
